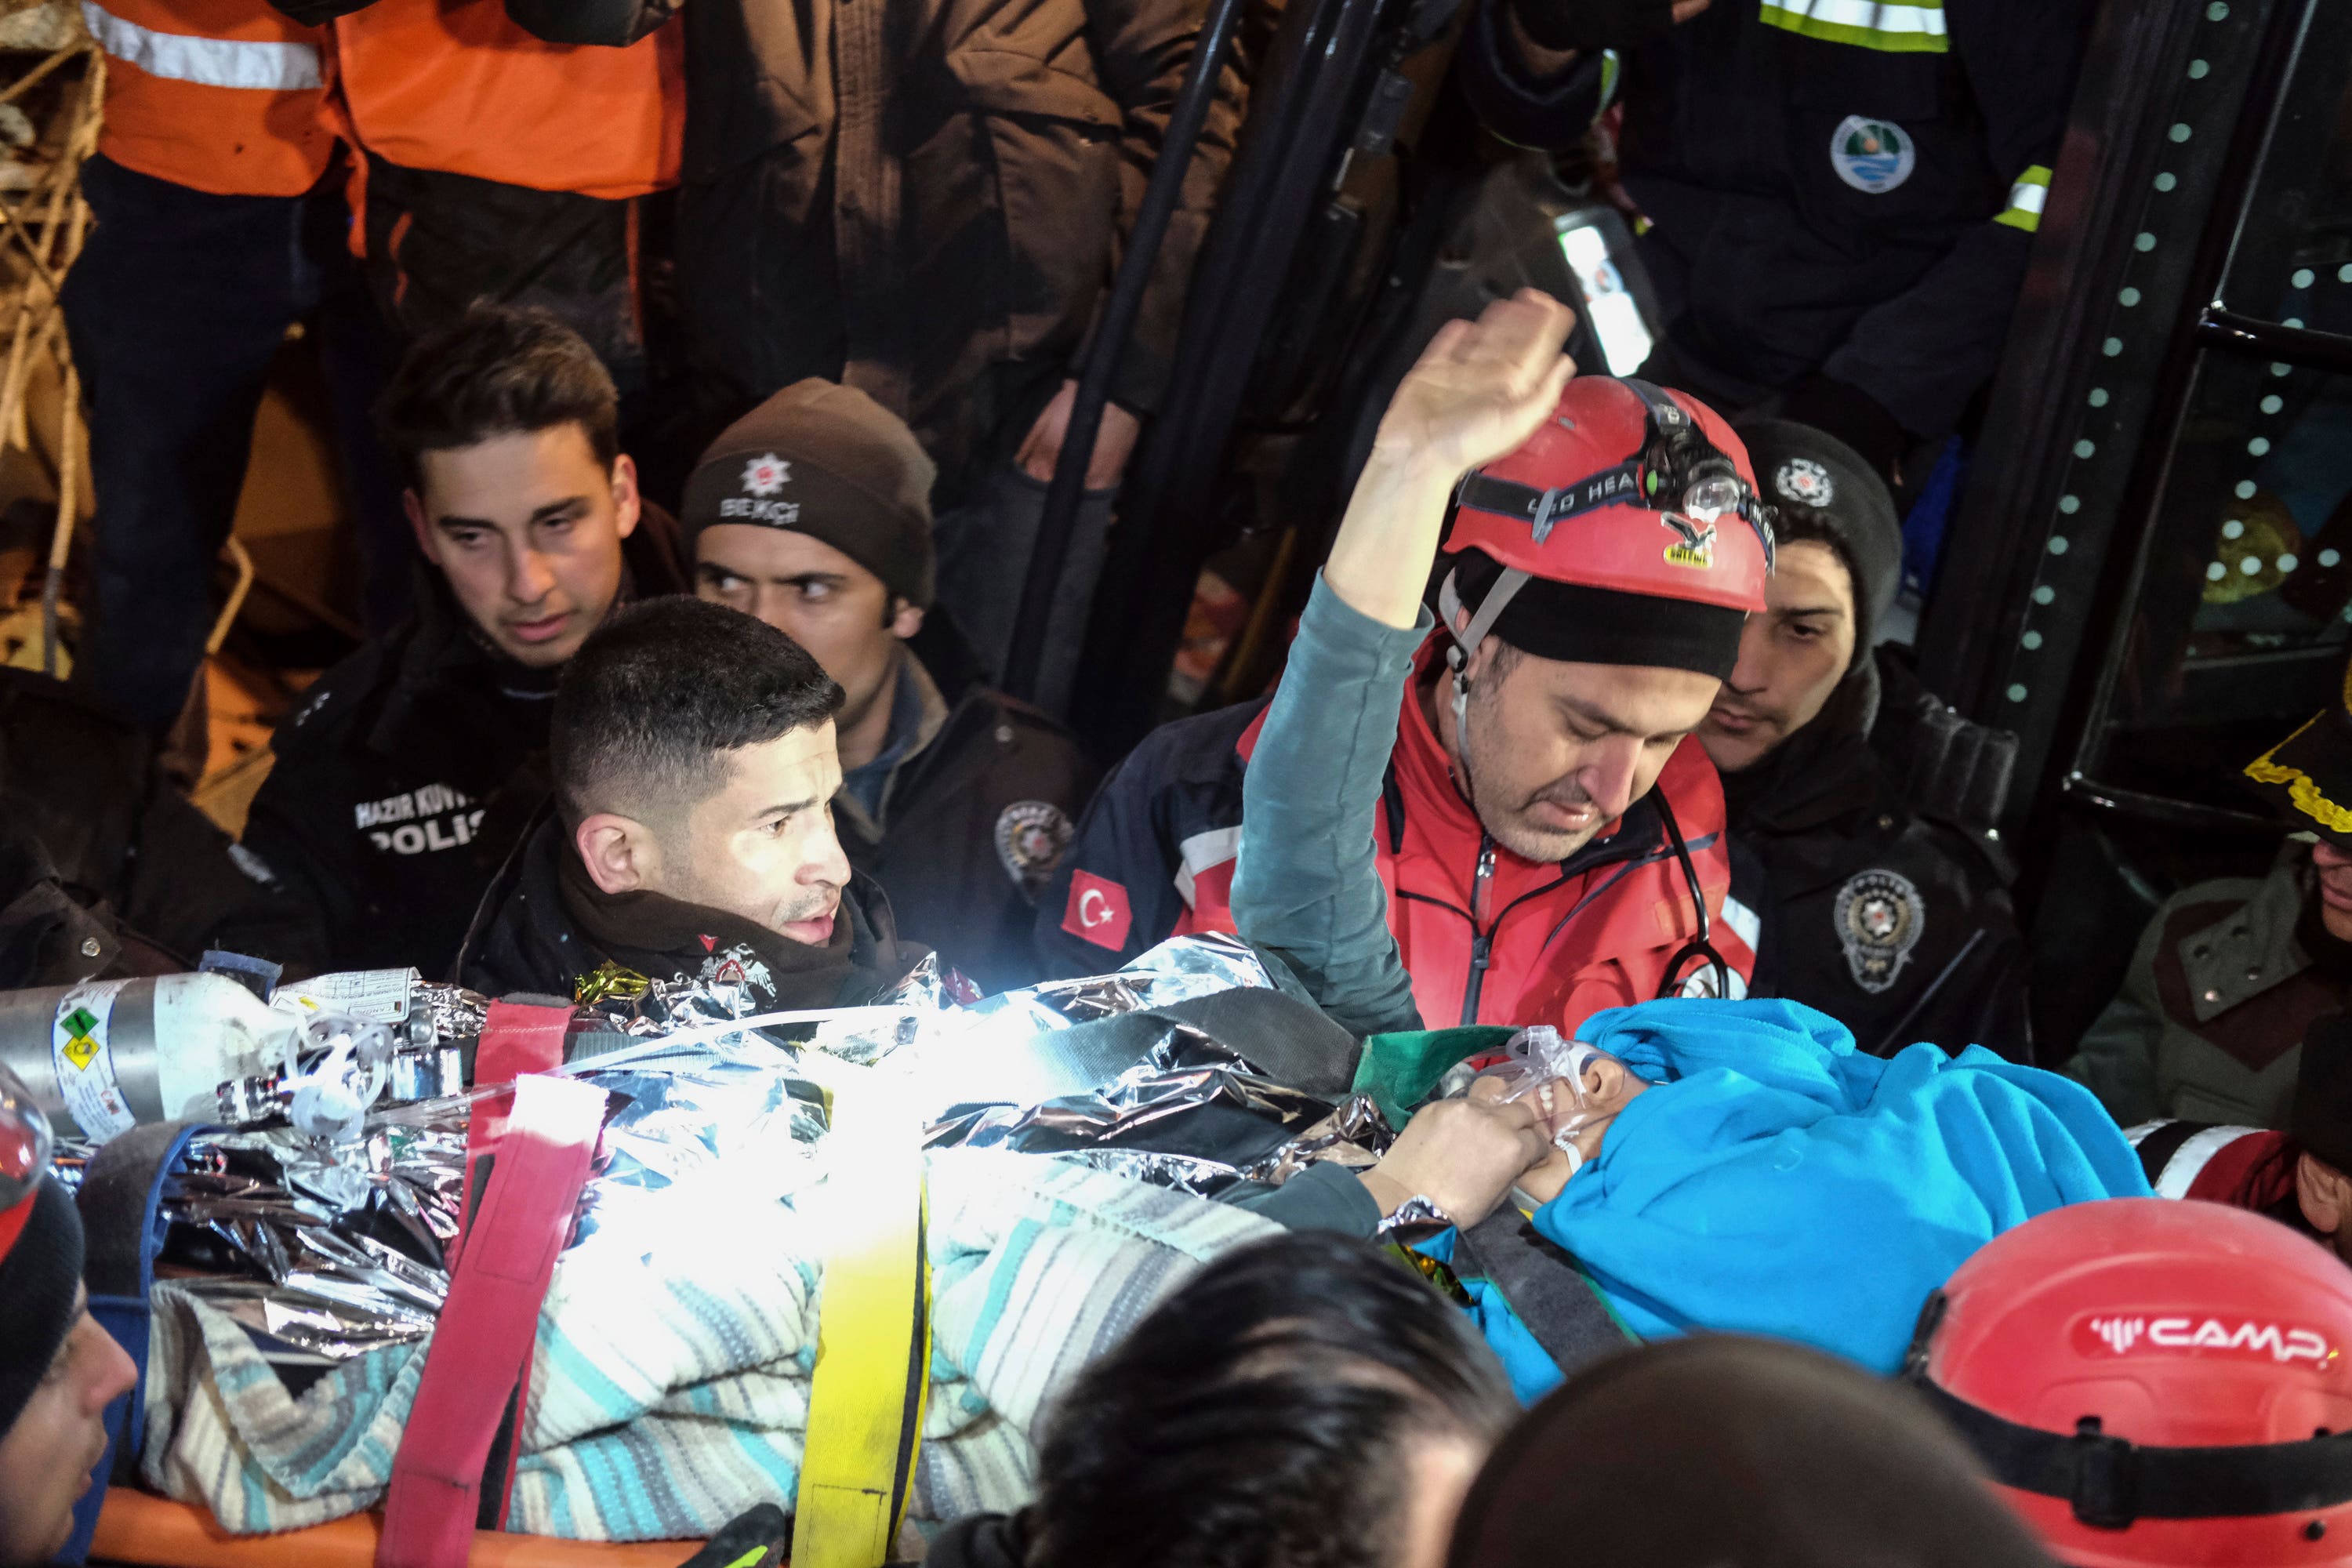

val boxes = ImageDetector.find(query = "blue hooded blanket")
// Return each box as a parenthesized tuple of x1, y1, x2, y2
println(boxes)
(1475, 998, 2149, 1396)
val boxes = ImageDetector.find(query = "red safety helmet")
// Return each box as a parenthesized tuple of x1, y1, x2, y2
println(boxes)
(1907, 1197, 2352, 1566)
(1436, 376, 1773, 656)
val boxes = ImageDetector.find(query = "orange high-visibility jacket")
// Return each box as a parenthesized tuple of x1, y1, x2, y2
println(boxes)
(81, 0, 336, 195)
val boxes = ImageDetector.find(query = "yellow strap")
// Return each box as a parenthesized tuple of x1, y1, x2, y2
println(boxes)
(794, 1062, 932, 1568)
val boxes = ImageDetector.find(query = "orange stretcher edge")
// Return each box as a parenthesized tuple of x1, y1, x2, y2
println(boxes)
(91, 1487, 707, 1567)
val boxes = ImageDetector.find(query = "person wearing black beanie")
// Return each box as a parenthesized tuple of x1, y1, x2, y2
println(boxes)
(1446, 1336, 2059, 1568)
(681, 381, 1093, 993)
(1695, 419, 2030, 1059)
(0, 1175, 137, 1566)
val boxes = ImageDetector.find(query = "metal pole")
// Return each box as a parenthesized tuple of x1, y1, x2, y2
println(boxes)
(999, 0, 1249, 701)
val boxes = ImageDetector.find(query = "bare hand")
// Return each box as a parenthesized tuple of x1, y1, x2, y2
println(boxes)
(1670, 0, 1711, 20)
(1359, 1076, 1554, 1230)
(1367, 290, 1577, 477)
(1513, 1144, 1577, 1208)
(1017, 379, 1143, 490)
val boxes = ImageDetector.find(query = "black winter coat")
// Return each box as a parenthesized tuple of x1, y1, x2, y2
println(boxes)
(220, 514, 687, 979)
(1723, 654, 2030, 1059)
(838, 638, 1094, 993)
(503, 0, 1254, 498)
(1458, 0, 2089, 441)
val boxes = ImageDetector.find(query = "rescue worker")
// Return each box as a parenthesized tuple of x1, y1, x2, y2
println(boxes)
(1914, 1197, 2352, 1564)
(1044, 292, 1761, 1033)
(62, 0, 408, 731)
(0, 1069, 140, 1568)
(1702, 419, 2028, 1056)
(270, 0, 684, 456)
(458, 597, 927, 1005)
(1458, 0, 2089, 481)
(503, 0, 1251, 696)
(2070, 684, 2352, 1128)
(684, 382, 1093, 993)
(220, 305, 686, 978)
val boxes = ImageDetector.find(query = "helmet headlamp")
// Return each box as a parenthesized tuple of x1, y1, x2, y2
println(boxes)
(1457, 377, 1777, 568)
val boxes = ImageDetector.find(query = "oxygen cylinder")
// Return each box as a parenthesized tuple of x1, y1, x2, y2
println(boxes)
(0, 972, 299, 1142)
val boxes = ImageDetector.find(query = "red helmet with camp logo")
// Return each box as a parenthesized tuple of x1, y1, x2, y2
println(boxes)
(1907, 1197, 2352, 1566)
(1443, 376, 1773, 616)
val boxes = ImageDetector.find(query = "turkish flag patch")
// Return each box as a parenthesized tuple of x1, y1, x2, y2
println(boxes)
(1062, 869, 1134, 951)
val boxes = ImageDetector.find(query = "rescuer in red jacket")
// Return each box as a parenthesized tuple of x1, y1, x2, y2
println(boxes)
(1040, 292, 1765, 1033)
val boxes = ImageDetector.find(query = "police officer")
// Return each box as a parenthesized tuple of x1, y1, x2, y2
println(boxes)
(1698, 420, 2027, 1056)
(220, 304, 685, 978)
(1459, 0, 2088, 481)
(683, 383, 1094, 992)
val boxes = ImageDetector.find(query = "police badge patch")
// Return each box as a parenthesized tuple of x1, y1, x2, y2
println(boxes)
(1833, 868, 1925, 993)
(1775, 457, 1835, 509)
(996, 800, 1075, 896)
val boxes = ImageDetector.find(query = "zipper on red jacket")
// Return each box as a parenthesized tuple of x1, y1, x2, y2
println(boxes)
(1461, 836, 1497, 1026)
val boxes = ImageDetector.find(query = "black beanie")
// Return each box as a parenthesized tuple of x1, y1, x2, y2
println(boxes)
(0, 1178, 85, 1439)
(1448, 1337, 2056, 1568)
(1451, 550, 1748, 680)
(1736, 417, 1904, 661)
(681, 380, 938, 609)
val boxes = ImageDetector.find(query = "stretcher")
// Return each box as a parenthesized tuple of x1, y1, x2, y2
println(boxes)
(88, 1001, 927, 1568)
(90, 1489, 702, 1568)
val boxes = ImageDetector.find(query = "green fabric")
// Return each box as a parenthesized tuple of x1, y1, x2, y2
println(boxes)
(1354, 1026, 1516, 1127)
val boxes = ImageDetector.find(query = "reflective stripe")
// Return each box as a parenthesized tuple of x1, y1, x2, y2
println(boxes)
(1994, 164, 2053, 232)
(1758, 0, 1948, 53)
(1719, 895, 1762, 956)
(79, 1, 321, 91)
(1598, 49, 1622, 112)
(2151, 1124, 2264, 1200)
(1172, 825, 1243, 909)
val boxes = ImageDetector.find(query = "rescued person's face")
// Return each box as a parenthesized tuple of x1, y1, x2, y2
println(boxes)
(0, 1293, 136, 1566)
(2314, 840, 2352, 943)
(407, 426, 640, 670)
(666, 721, 852, 946)
(1698, 540, 1856, 775)
(695, 527, 920, 741)
(1446, 645, 1720, 863)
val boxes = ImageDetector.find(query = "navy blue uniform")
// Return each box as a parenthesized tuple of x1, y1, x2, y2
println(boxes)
(1461, 0, 2089, 447)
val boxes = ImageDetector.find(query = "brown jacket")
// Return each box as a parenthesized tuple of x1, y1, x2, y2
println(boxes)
(2069, 855, 2352, 1129)
(506, 0, 1253, 495)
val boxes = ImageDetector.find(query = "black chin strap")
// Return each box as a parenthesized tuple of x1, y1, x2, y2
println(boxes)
(1910, 1377, 2352, 1528)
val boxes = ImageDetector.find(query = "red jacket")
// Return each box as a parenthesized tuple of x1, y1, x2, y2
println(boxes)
(1039, 641, 1755, 1032)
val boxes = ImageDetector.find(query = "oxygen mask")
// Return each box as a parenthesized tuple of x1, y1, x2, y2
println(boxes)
(1479, 1025, 1621, 1180)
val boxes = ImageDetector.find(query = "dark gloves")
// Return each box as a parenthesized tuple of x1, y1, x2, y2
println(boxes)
(1773, 375, 1914, 486)
(1503, 0, 1678, 54)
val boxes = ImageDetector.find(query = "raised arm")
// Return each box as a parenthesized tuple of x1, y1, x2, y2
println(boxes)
(1230, 291, 1575, 1035)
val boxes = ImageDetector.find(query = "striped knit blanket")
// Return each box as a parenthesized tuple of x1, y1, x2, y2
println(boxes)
(140, 1149, 1276, 1540)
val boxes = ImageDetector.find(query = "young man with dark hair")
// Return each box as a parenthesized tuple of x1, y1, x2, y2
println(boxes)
(459, 596, 927, 1005)
(220, 303, 687, 978)
(928, 1231, 1519, 1568)
(1696, 419, 2028, 1057)
(684, 382, 1092, 992)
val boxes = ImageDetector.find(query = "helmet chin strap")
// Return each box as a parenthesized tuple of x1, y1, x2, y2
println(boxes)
(1436, 565, 1533, 817)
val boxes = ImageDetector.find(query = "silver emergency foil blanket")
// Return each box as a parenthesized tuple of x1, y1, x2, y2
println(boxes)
(150, 937, 1378, 1359)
